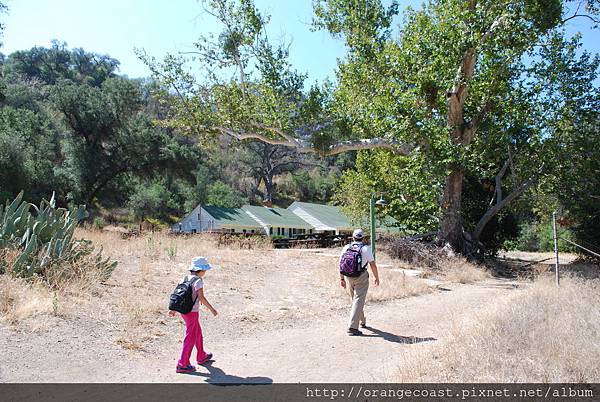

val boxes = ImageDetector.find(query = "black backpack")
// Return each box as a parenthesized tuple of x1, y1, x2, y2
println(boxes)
(169, 276, 199, 314)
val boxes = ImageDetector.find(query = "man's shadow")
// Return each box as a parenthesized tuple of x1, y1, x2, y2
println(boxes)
(184, 360, 273, 385)
(360, 326, 436, 344)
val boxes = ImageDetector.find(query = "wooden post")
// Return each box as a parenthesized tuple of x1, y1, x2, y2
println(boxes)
(553, 211, 560, 286)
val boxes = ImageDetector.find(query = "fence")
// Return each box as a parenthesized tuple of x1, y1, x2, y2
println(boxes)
(552, 211, 600, 285)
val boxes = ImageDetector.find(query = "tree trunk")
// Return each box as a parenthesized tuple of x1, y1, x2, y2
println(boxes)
(438, 165, 465, 251)
(264, 174, 274, 203)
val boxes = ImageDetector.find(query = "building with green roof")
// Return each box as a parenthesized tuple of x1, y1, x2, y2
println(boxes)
(289, 201, 403, 236)
(173, 201, 403, 237)
(242, 205, 314, 237)
(287, 201, 353, 235)
(172, 204, 264, 234)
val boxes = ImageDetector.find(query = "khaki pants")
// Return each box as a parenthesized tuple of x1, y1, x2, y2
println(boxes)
(346, 271, 369, 329)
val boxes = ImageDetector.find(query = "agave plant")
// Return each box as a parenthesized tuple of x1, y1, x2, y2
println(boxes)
(0, 191, 116, 279)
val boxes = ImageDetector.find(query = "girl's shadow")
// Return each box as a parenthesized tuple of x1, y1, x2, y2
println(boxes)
(186, 361, 273, 385)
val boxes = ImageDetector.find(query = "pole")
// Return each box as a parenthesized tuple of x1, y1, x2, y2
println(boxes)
(552, 211, 560, 286)
(370, 194, 376, 261)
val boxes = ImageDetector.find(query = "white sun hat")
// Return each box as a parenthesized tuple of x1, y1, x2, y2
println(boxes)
(352, 229, 364, 239)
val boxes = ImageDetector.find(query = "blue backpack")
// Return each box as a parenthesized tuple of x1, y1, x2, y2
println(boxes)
(339, 242, 367, 277)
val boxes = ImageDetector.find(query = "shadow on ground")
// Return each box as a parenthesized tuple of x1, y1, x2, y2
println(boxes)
(361, 326, 436, 344)
(183, 361, 273, 384)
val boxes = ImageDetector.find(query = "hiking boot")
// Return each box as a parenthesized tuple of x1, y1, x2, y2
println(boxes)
(347, 328, 363, 336)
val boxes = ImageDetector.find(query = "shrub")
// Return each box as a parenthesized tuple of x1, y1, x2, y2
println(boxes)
(503, 220, 576, 252)
(128, 181, 177, 221)
(92, 217, 106, 230)
(206, 181, 247, 208)
(0, 191, 116, 282)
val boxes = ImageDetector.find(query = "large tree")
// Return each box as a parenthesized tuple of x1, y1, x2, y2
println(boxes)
(0, 44, 204, 211)
(143, 0, 599, 253)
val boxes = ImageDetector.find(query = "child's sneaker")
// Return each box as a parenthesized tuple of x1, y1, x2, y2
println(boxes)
(176, 364, 196, 373)
(197, 353, 213, 365)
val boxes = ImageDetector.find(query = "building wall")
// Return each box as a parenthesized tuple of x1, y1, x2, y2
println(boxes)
(172, 206, 219, 233)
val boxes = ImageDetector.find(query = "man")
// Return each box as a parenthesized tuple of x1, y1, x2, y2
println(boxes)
(339, 228, 380, 336)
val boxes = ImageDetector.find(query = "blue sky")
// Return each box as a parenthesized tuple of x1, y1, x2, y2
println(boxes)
(1, 0, 598, 84)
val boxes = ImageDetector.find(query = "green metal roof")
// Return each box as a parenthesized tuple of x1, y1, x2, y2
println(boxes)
(290, 202, 353, 230)
(202, 206, 263, 228)
(242, 205, 313, 229)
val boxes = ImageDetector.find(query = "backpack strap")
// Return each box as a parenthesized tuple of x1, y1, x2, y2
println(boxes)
(186, 275, 200, 306)
(355, 243, 369, 271)
(348, 242, 369, 272)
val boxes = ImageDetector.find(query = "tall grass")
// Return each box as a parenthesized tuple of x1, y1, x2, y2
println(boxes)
(397, 275, 600, 382)
(0, 242, 110, 326)
(0, 275, 54, 325)
(438, 256, 491, 284)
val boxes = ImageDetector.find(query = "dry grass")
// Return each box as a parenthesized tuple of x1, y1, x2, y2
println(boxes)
(0, 248, 57, 325)
(438, 256, 491, 284)
(378, 236, 491, 284)
(115, 337, 145, 351)
(0, 230, 120, 327)
(532, 260, 600, 280)
(397, 274, 600, 382)
(0, 275, 55, 325)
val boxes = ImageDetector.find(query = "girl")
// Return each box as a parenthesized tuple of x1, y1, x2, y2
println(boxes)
(169, 256, 218, 373)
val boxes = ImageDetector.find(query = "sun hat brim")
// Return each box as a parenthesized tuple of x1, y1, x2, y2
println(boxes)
(189, 263, 211, 271)
(190, 256, 212, 271)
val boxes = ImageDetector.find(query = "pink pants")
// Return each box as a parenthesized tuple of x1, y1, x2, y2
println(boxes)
(177, 311, 208, 367)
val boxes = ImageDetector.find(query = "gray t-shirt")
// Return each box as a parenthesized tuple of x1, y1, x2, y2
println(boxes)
(183, 274, 204, 312)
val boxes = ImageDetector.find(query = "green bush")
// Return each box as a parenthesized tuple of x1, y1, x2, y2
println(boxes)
(503, 220, 576, 252)
(92, 217, 106, 229)
(206, 181, 247, 208)
(128, 181, 177, 221)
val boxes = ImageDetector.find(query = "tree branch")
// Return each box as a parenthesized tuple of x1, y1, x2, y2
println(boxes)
(562, 14, 599, 24)
(474, 163, 544, 241)
(447, 13, 508, 139)
(248, 121, 303, 146)
(215, 126, 414, 156)
(464, 100, 494, 144)
(561, 1, 600, 24)
(488, 158, 510, 207)
(480, 15, 508, 44)
(473, 177, 536, 240)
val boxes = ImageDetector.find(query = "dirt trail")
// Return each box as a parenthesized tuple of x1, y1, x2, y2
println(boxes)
(0, 239, 531, 384)
(1, 276, 523, 383)
(153, 278, 523, 383)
